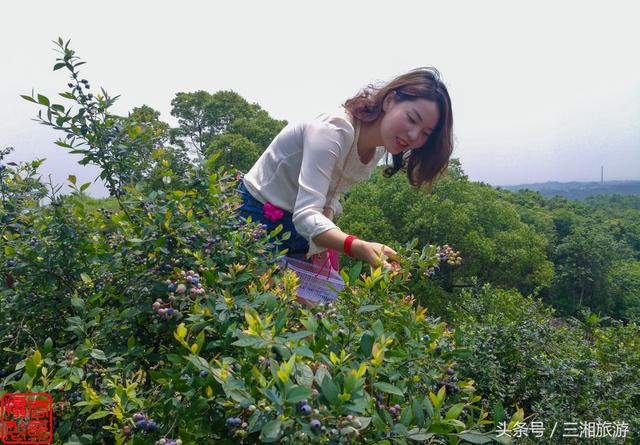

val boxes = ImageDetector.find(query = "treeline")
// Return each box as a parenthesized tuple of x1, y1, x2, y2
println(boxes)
(336, 162, 640, 323)
(502, 180, 640, 201)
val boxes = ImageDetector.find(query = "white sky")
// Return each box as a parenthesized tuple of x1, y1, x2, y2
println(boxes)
(2, 1, 639, 198)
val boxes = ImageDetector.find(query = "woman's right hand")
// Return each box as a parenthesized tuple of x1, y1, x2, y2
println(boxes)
(351, 240, 399, 270)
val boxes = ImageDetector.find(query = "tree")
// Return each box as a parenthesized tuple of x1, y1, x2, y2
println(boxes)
(170, 90, 286, 160)
(206, 133, 260, 172)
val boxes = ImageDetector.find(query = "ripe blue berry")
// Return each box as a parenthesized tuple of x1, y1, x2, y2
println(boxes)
(135, 420, 147, 430)
(310, 419, 321, 430)
(300, 404, 312, 415)
(423, 334, 430, 341)
(147, 420, 157, 430)
(167, 283, 176, 292)
(191, 277, 199, 285)
(200, 370, 208, 378)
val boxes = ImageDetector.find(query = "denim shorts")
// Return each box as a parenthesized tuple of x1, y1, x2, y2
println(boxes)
(234, 179, 311, 260)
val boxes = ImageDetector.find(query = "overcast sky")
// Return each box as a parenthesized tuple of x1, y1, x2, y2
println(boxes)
(2, 1, 638, 198)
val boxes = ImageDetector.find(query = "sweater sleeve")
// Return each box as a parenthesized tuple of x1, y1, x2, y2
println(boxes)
(291, 117, 351, 258)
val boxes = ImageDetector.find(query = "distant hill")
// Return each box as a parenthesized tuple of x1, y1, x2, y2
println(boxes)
(498, 180, 640, 200)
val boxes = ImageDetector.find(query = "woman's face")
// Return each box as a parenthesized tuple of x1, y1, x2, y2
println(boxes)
(380, 92, 440, 155)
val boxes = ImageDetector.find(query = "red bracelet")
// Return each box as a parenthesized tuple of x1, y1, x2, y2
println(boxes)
(343, 235, 359, 257)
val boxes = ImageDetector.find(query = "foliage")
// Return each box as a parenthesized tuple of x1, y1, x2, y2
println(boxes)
(449, 285, 640, 444)
(0, 39, 527, 445)
(169, 90, 286, 163)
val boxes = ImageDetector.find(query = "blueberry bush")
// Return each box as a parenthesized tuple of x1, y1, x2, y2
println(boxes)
(0, 39, 528, 444)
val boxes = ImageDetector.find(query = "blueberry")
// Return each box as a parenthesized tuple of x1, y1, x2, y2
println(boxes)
(310, 419, 321, 430)
(422, 334, 430, 341)
(135, 420, 147, 430)
(450, 376, 458, 382)
(167, 308, 175, 316)
(446, 367, 454, 375)
(200, 370, 208, 378)
(234, 418, 242, 427)
(133, 413, 145, 421)
(300, 404, 312, 415)
(67, 83, 74, 88)
(191, 277, 199, 285)
(0, 369, 7, 378)
(435, 346, 442, 355)
(146, 420, 157, 430)
(167, 284, 176, 292)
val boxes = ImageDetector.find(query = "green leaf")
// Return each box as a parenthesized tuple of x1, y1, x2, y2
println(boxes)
(80, 273, 92, 285)
(80, 182, 91, 192)
(407, 428, 434, 441)
(445, 403, 465, 420)
(20, 94, 37, 103)
(259, 420, 283, 443)
(373, 382, 404, 397)
(86, 410, 111, 421)
(70, 297, 84, 310)
(43, 337, 53, 355)
(320, 376, 340, 405)
(412, 398, 425, 427)
(37, 94, 50, 106)
(53, 63, 66, 71)
(372, 319, 384, 337)
(348, 262, 362, 285)
(358, 305, 382, 313)
(360, 332, 374, 357)
(493, 400, 504, 424)
(90, 349, 107, 361)
(458, 432, 494, 444)
(286, 385, 313, 404)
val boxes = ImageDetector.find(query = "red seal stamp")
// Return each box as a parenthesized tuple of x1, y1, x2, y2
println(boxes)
(1, 393, 53, 444)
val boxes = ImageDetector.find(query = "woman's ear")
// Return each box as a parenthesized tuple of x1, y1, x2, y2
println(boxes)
(382, 90, 396, 112)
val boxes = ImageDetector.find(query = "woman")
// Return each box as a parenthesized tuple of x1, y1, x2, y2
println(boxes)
(235, 67, 454, 270)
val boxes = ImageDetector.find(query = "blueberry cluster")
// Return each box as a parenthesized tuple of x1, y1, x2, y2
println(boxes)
(133, 412, 157, 431)
(166, 270, 205, 302)
(313, 303, 338, 319)
(298, 399, 312, 415)
(438, 244, 463, 265)
(388, 403, 402, 415)
(67, 391, 82, 403)
(155, 438, 183, 445)
(225, 416, 243, 428)
(152, 298, 178, 322)
(436, 366, 460, 395)
(251, 223, 267, 240)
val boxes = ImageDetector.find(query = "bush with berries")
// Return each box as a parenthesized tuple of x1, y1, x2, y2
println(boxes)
(0, 39, 529, 444)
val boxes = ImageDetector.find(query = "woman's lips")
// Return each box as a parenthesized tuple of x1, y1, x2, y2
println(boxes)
(396, 137, 408, 150)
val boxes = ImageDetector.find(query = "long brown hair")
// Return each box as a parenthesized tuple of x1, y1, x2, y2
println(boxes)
(343, 67, 454, 190)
